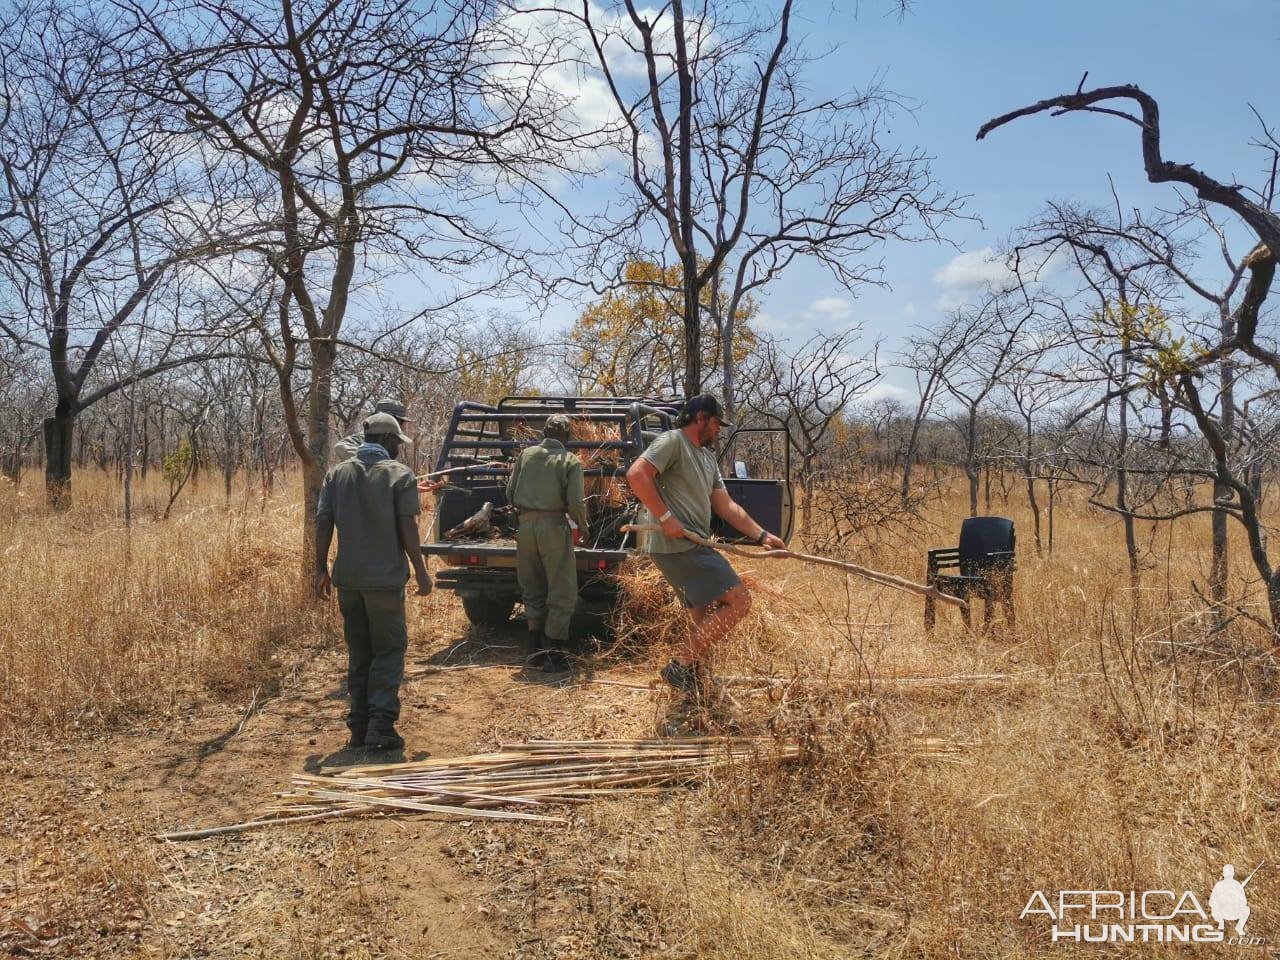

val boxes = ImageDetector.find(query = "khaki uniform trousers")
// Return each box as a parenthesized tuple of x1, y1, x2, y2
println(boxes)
(516, 514, 577, 642)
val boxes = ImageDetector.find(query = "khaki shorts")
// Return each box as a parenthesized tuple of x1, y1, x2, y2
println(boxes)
(648, 546, 742, 609)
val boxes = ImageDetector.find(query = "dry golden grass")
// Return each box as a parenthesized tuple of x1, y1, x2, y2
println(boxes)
(3, 464, 1278, 957)
(578, 481, 1280, 957)
(0, 469, 331, 739)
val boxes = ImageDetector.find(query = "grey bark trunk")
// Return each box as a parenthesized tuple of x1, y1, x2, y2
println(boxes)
(43, 405, 75, 511)
(966, 405, 980, 517)
(1210, 315, 1235, 622)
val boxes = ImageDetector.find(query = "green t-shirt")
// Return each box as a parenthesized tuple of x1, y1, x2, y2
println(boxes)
(637, 428, 725, 554)
(317, 453, 421, 589)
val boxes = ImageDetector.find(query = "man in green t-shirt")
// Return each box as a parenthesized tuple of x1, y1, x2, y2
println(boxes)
(625, 395, 786, 718)
(315, 412, 432, 752)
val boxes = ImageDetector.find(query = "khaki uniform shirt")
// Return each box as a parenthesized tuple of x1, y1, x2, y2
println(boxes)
(317, 449, 421, 590)
(637, 428, 724, 554)
(333, 433, 363, 461)
(506, 439, 589, 532)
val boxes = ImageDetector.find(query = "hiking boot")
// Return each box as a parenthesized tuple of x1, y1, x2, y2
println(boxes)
(363, 727, 405, 751)
(660, 659, 699, 694)
(524, 630, 545, 665)
(346, 723, 367, 750)
(538, 648, 571, 673)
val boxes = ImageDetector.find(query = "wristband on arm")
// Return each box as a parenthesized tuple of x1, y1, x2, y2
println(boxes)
(658, 510, 673, 522)
(755, 529, 767, 545)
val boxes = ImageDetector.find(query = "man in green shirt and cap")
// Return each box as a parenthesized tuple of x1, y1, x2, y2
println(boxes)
(626, 394, 786, 720)
(316, 412, 432, 751)
(334, 398, 414, 462)
(506, 414, 588, 672)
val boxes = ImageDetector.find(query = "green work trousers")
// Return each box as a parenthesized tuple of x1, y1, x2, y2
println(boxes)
(516, 515, 577, 642)
(337, 587, 407, 735)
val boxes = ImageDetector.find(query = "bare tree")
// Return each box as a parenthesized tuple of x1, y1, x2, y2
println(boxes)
(0, 3, 255, 508)
(930, 292, 1034, 517)
(131, 0, 576, 573)
(899, 309, 986, 508)
(746, 327, 881, 533)
(573, 0, 955, 405)
(984, 84, 1280, 638)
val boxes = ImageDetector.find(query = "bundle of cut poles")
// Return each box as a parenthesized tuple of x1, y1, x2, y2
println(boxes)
(157, 737, 799, 841)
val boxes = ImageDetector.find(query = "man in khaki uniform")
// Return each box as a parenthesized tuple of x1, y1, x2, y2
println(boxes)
(506, 414, 588, 671)
(334, 398, 414, 461)
(315, 412, 432, 751)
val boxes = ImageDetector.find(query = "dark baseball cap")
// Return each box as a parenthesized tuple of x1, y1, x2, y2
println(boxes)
(678, 394, 734, 429)
(364, 412, 412, 444)
(544, 414, 572, 437)
(374, 398, 412, 422)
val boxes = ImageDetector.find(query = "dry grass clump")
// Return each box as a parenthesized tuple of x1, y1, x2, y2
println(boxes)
(577, 480, 1280, 955)
(510, 416, 632, 516)
(608, 558, 807, 662)
(0, 469, 332, 740)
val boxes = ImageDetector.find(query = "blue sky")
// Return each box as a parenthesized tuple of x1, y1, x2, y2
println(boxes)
(749, 0, 1278, 399)
(368, 1, 1277, 401)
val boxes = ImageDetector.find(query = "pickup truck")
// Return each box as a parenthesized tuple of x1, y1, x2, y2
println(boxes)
(421, 395, 793, 636)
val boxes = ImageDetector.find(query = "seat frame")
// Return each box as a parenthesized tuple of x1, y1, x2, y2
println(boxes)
(924, 543, 1015, 631)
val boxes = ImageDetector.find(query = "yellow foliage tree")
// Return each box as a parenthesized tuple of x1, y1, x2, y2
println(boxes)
(569, 260, 757, 398)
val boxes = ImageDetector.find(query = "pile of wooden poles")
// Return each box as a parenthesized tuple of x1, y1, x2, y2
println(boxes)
(157, 737, 800, 841)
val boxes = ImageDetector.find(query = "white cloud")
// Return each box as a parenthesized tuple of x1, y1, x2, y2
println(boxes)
(902, 302, 917, 318)
(853, 381, 914, 407)
(933, 291, 970, 312)
(806, 296, 854, 321)
(933, 246, 1015, 290)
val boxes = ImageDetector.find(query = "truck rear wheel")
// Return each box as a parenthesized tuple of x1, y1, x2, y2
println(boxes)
(461, 595, 516, 627)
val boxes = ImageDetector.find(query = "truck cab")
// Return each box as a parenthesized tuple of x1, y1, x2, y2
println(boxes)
(421, 396, 792, 634)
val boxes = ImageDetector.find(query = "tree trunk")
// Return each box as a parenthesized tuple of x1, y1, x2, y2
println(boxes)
(966, 405, 980, 517)
(1117, 341, 1138, 584)
(722, 307, 736, 424)
(1268, 573, 1280, 646)
(43, 404, 75, 511)
(140, 412, 150, 479)
(222, 400, 235, 501)
(124, 384, 136, 527)
(1210, 315, 1235, 623)
(1023, 416, 1041, 556)
(301, 341, 337, 581)
(1047, 477, 1056, 556)
(682, 267, 701, 396)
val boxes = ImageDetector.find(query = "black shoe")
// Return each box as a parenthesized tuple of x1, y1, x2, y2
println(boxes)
(364, 727, 405, 750)
(346, 724, 367, 749)
(539, 648, 571, 672)
(660, 660, 699, 694)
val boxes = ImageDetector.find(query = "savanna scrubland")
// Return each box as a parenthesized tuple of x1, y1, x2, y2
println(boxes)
(2, 466, 1275, 958)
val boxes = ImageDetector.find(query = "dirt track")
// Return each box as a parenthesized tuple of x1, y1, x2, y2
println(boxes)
(1, 599, 659, 959)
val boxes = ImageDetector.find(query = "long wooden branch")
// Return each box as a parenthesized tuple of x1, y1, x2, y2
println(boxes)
(621, 524, 968, 611)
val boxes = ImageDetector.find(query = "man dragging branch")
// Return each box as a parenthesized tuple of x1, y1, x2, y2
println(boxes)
(626, 395, 786, 728)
